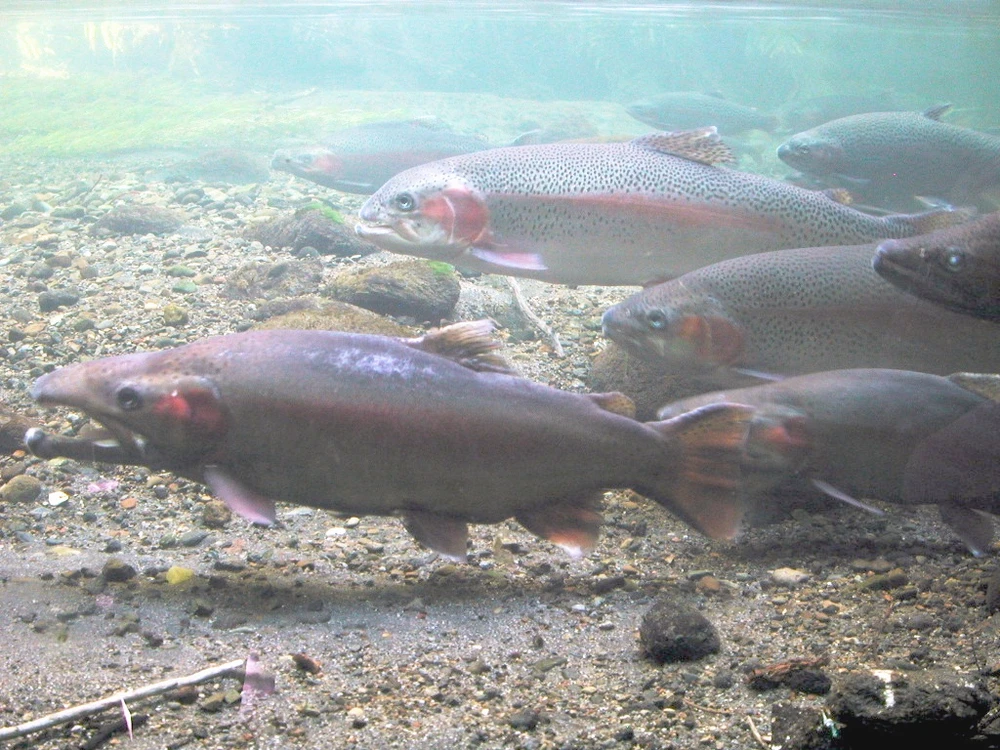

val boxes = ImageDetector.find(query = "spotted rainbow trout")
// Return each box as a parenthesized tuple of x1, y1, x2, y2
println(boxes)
(355, 128, 963, 286)
(271, 119, 494, 194)
(26, 322, 757, 559)
(601, 243, 1000, 385)
(778, 106, 1000, 209)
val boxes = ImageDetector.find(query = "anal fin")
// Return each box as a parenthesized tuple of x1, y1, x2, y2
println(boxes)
(515, 496, 603, 559)
(403, 511, 470, 562)
(203, 466, 277, 526)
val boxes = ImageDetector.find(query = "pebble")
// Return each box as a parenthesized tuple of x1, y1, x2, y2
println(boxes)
(771, 567, 811, 588)
(0, 474, 42, 504)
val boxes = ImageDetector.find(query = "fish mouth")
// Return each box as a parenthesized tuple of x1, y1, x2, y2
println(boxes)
(25, 419, 147, 466)
(872, 241, 926, 292)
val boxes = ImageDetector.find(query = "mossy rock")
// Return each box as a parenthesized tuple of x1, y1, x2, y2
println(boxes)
(323, 260, 461, 323)
(223, 259, 324, 301)
(255, 301, 417, 338)
(93, 204, 184, 236)
(588, 343, 711, 421)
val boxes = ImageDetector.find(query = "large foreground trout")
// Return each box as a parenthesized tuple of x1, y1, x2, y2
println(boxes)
(26, 322, 755, 560)
(355, 128, 963, 286)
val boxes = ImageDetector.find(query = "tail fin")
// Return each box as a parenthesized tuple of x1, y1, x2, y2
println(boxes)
(889, 206, 975, 236)
(644, 402, 756, 540)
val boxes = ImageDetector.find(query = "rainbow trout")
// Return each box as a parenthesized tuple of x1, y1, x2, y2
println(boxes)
(625, 91, 778, 135)
(601, 243, 1000, 385)
(873, 211, 1000, 322)
(271, 119, 493, 194)
(26, 322, 756, 559)
(777, 106, 1000, 209)
(656, 369, 998, 554)
(355, 128, 962, 286)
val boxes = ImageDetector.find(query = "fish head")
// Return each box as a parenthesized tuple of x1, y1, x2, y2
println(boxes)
(776, 133, 843, 175)
(30, 351, 227, 467)
(874, 230, 1000, 317)
(601, 291, 744, 374)
(271, 146, 351, 185)
(356, 165, 490, 262)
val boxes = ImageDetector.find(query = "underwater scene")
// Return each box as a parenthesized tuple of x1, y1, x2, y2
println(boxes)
(3, 1, 1000, 748)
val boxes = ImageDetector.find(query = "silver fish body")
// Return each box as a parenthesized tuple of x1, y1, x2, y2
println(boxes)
(27, 322, 755, 559)
(625, 91, 778, 134)
(602, 243, 1000, 385)
(778, 106, 1000, 209)
(356, 130, 962, 286)
(657, 369, 998, 554)
(271, 119, 492, 194)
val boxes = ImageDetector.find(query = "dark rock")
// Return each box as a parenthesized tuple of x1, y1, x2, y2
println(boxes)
(0, 404, 37, 453)
(202, 499, 232, 528)
(94, 204, 183, 236)
(223, 259, 323, 301)
(828, 669, 992, 745)
(639, 596, 720, 663)
(770, 702, 839, 750)
(508, 709, 541, 730)
(245, 210, 377, 257)
(102, 557, 137, 582)
(324, 260, 461, 322)
(38, 289, 80, 312)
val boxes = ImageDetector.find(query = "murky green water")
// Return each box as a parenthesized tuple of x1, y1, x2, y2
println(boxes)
(2, 1, 999, 156)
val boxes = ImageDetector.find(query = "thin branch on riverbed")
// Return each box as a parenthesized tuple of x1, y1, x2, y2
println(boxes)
(0, 658, 246, 742)
(505, 276, 565, 357)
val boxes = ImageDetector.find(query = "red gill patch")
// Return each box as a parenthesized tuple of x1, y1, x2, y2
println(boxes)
(675, 315, 744, 365)
(152, 388, 227, 440)
(420, 188, 491, 245)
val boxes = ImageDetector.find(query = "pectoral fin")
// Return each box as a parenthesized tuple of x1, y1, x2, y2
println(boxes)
(811, 479, 885, 515)
(403, 511, 470, 562)
(939, 504, 994, 556)
(515, 496, 603, 559)
(203, 466, 276, 526)
(469, 247, 548, 271)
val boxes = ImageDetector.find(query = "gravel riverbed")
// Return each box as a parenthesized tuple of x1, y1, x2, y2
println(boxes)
(0, 150, 999, 750)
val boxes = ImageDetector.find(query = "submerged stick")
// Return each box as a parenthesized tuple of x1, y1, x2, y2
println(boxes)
(0, 658, 245, 742)
(505, 276, 565, 357)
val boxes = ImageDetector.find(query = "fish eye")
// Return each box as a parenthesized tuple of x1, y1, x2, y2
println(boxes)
(392, 193, 416, 212)
(941, 247, 966, 273)
(645, 309, 669, 330)
(115, 385, 143, 411)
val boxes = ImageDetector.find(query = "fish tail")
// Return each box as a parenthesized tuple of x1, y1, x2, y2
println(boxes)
(643, 402, 757, 540)
(889, 206, 975, 236)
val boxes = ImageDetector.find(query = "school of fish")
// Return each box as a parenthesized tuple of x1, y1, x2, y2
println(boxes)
(27, 97, 1000, 561)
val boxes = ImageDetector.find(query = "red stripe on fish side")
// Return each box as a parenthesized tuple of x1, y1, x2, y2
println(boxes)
(497, 191, 782, 232)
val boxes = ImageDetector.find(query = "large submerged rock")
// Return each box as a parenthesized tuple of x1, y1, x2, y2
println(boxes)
(324, 260, 461, 322)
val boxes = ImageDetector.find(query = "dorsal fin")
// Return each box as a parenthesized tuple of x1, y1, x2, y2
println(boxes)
(587, 392, 636, 418)
(406, 320, 516, 374)
(407, 115, 452, 131)
(632, 127, 735, 166)
(821, 188, 854, 205)
(923, 103, 952, 121)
